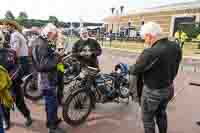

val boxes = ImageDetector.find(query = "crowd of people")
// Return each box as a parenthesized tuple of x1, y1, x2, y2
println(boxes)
(0, 19, 183, 133)
(0, 20, 102, 133)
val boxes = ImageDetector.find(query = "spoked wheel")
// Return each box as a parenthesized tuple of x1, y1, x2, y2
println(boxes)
(62, 89, 93, 126)
(24, 75, 42, 101)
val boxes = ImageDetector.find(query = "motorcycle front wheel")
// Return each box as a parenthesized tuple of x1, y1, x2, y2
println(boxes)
(62, 89, 93, 126)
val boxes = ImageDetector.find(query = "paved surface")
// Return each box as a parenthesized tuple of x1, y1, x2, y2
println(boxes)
(7, 49, 200, 133)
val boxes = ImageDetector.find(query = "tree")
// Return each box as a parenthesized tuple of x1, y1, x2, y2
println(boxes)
(5, 10, 15, 20)
(16, 11, 28, 25)
(110, 8, 115, 32)
(111, 8, 115, 15)
(18, 11, 28, 19)
(120, 5, 124, 15)
(48, 16, 58, 25)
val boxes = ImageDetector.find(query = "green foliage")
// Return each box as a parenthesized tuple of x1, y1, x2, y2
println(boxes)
(5, 10, 15, 20)
(16, 12, 28, 26)
(48, 16, 58, 25)
(2, 11, 102, 29)
(181, 23, 200, 39)
(18, 12, 28, 19)
(197, 34, 200, 40)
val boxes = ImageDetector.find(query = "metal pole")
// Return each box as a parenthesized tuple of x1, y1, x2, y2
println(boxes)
(101, 36, 103, 46)
(110, 35, 112, 47)
(70, 22, 73, 44)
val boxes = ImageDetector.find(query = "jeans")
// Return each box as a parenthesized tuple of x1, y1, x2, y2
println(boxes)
(0, 106, 5, 133)
(38, 72, 58, 129)
(43, 89, 58, 129)
(141, 85, 171, 133)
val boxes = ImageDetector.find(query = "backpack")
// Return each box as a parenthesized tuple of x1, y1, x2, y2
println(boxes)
(0, 48, 17, 72)
(0, 65, 13, 108)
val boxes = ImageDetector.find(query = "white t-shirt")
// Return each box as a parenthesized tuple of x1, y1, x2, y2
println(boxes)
(10, 31, 28, 57)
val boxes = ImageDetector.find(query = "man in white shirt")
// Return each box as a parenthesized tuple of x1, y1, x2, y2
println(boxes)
(4, 20, 32, 129)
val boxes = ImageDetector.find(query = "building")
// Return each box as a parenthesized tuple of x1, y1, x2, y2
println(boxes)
(103, 0, 200, 36)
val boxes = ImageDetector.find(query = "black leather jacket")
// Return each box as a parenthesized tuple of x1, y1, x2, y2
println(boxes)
(130, 38, 182, 90)
(31, 36, 59, 72)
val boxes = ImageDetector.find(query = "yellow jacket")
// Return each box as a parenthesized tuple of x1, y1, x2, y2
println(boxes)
(0, 65, 13, 108)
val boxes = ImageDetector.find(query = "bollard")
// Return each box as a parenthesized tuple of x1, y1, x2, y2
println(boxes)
(181, 65, 183, 71)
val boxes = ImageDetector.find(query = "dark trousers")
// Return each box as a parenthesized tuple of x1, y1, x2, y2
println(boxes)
(2, 82, 31, 125)
(141, 85, 171, 133)
(0, 106, 4, 133)
(57, 71, 64, 105)
(181, 42, 184, 49)
(3, 64, 31, 125)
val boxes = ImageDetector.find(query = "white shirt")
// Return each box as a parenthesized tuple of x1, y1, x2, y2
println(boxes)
(10, 31, 28, 57)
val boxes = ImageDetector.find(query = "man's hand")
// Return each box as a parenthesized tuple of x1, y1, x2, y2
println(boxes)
(86, 51, 92, 56)
(79, 51, 87, 56)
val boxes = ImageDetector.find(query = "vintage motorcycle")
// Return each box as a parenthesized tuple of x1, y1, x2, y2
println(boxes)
(62, 63, 133, 126)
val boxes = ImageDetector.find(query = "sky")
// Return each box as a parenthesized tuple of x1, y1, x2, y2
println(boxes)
(0, 0, 197, 22)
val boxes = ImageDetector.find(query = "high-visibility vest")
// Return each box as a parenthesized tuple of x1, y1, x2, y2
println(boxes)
(57, 63, 65, 73)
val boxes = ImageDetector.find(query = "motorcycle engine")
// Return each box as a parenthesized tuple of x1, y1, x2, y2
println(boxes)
(120, 86, 130, 98)
(96, 76, 115, 102)
(118, 77, 130, 98)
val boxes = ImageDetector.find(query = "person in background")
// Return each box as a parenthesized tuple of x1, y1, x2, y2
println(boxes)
(174, 29, 188, 49)
(0, 32, 5, 49)
(196, 33, 200, 49)
(129, 22, 182, 133)
(0, 21, 10, 48)
(0, 65, 13, 133)
(196, 48, 200, 127)
(4, 20, 32, 129)
(0, 21, 5, 48)
(72, 28, 102, 68)
(56, 31, 65, 105)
